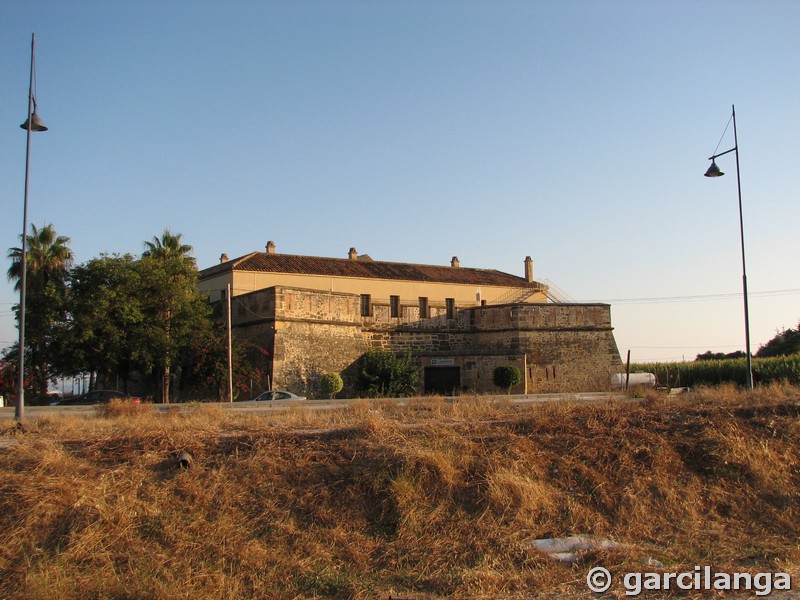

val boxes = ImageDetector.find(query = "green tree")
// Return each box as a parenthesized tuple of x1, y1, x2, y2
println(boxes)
(7, 224, 73, 292)
(141, 229, 200, 403)
(320, 372, 343, 399)
(357, 349, 419, 397)
(756, 324, 800, 358)
(182, 331, 266, 401)
(136, 245, 210, 403)
(0, 354, 18, 404)
(56, 247, 213, 401)
(695, 350, 747, 361)
(63, 254, 145, 390)
(6, 224, 73, 397)
(143, 229, 194, 265)
(493, 365, 521, 394)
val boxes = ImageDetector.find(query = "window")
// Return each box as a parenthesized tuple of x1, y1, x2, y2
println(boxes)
(390, 295, 400, 318)
(360, 294, 371, 317)
(446, 298, 456, 319)
(419, 297, 428, 319)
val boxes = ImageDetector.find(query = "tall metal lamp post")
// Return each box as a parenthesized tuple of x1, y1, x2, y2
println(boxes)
(704, 104, 753, 389)
(16, 33, 48, 420)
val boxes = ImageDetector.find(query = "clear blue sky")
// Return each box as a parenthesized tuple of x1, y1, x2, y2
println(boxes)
(1, 1, 798, 363)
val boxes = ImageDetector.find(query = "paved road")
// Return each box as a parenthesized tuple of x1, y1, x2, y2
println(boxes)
(0, 391, 628, 419)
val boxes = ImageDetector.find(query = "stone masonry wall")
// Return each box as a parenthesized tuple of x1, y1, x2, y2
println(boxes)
(270, 288, 365, 396)
(232, 287, 621, 396)
(272, 320, 368, 397)
(477, 303, 620, 391)
(382, 303, 621, 393)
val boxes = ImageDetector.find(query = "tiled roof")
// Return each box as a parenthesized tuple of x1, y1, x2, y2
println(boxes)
(200, 252, 537, 288)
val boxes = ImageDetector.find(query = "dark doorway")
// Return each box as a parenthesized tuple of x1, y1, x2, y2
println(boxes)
(424, 366, 461, 395)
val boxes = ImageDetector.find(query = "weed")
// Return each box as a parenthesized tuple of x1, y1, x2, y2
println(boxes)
(1, 386, 800, 598)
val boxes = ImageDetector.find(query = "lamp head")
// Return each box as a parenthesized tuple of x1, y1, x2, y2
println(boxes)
(20, 109, 47, 132)
(704, 160, 724, 178)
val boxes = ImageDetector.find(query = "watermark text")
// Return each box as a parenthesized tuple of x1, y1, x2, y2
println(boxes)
(586, 565, 792, 596)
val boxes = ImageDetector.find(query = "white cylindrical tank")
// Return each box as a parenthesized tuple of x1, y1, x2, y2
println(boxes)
(610, 372, 656, 388)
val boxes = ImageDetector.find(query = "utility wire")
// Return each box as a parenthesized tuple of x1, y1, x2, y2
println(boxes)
(588, 288, 800, 305)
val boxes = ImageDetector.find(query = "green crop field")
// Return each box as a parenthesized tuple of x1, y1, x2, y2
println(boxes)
(633, 355, 800, 388)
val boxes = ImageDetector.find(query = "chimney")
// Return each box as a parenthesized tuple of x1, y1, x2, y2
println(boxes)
(266, 241, 276, 254)
(348, 247, 358, 261)
(219, 253, 229, 264)
(524, 256, 534, 283)
(451, 256, 460, 268)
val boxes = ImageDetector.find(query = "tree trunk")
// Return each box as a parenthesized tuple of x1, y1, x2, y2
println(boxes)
(162, 307, 171, 404)
(162, 361, 170, 404)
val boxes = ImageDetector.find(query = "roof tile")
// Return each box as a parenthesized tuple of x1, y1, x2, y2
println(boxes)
(200, 252, 535, 288)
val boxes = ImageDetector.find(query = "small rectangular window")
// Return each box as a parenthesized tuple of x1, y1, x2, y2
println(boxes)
(446, 298, 456, 320)
(360, 294, 371, 317)
(390, 295, 400, 318)
(419, 297, 428, 319)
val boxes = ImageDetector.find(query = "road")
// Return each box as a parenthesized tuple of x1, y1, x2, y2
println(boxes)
(0, 391, 628, 419)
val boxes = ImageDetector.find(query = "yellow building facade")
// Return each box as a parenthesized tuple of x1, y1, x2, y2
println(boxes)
(199, 242, 549, 313)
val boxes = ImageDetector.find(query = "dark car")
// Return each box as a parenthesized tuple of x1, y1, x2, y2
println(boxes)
(52, 389, 142, 406)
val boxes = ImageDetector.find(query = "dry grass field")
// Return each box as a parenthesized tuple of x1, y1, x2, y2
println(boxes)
(2, 384, 800, 599)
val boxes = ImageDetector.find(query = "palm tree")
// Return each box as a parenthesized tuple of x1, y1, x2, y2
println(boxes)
(142, 229, 194, 404)
(7, 223, 73, 292)
(6, 224, 73, 397)
(143, 229, 194, 264)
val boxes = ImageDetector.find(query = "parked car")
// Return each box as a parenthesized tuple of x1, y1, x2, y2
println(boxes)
(51, 389, 142, 406)
(250, 390, 306, 402)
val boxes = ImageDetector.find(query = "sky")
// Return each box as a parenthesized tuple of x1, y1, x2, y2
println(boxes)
(1, 0, 798, 364)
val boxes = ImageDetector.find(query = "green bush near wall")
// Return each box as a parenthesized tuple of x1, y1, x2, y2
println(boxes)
(357, 349, 420, 398)
(320, 372, 344, 399)
(634, 355, 800, 388)
(493, 365, 522, 393)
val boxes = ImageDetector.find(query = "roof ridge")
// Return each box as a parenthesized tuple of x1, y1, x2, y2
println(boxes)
(200, 250, 532, 288)
(230, 251, 260, 266)
(245, 251, 514, 273)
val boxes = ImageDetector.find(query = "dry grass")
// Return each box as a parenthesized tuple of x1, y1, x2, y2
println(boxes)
(2, 384, 800, 598)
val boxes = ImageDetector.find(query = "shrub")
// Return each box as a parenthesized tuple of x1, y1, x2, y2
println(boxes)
(320, 372, 344, 399)
(493, 365, 521, 393)
(357, 349, 420, 397)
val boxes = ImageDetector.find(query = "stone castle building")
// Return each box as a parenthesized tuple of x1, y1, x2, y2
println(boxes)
(198, 242, 621, 397)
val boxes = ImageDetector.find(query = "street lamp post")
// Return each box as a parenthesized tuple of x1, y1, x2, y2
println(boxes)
(16, 33, 48, 421)
(704, 104, 753, 389)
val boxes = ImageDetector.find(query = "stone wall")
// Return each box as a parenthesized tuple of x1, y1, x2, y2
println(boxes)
(484, 303, 619, 391)
(231, 286, 621, 396)
(417, 352, 528, 395)
(231, 287, 367, 396)
(381, 303, 621, 393)
(273, 320, 368, 397)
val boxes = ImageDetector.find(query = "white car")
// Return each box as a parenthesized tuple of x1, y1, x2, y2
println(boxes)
(251, 390, 306, 402)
